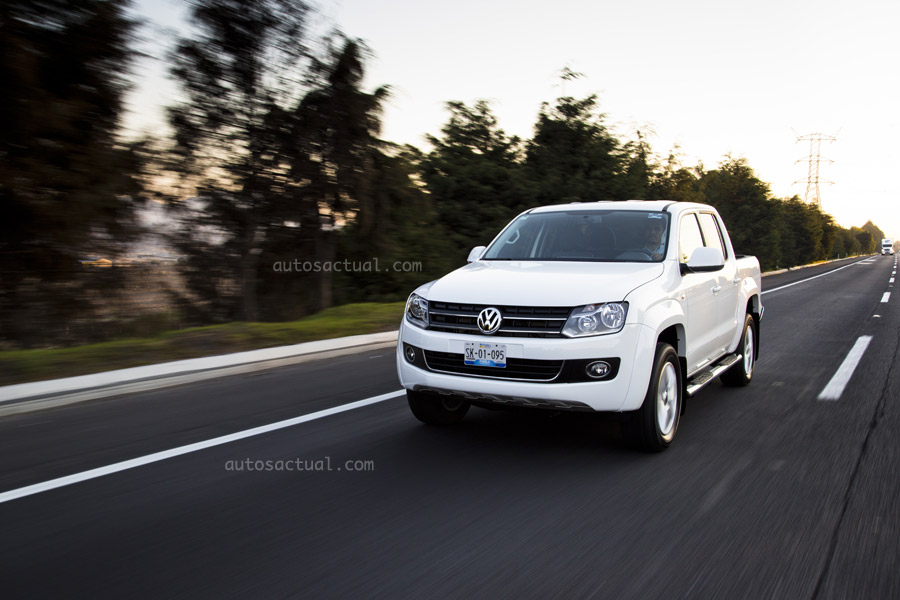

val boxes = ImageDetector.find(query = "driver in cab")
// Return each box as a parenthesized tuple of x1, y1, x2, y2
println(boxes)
(642, 219, 666, 261)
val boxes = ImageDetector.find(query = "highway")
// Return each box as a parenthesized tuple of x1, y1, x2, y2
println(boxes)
(1, 255, 898, 599)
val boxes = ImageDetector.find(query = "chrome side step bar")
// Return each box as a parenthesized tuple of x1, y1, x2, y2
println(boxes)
(685, 354, 741, 397)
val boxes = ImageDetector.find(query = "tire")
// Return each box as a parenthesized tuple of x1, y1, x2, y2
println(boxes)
(721, 313, 755, 387)
(407, 390, 470, 426)
(626, 343, 682, 452)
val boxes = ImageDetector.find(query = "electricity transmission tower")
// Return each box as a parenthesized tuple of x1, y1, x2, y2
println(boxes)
(794, 133, 836, 207)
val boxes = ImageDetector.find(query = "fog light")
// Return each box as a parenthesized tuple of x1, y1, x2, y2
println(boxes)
(404, 344, 417, 363)
(586, 361, 611, 379)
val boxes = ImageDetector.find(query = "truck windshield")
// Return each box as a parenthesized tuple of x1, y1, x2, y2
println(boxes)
(482, 209, 671, 262)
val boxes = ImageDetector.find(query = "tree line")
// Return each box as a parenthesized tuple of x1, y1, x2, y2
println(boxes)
(0, 0, 885, 347)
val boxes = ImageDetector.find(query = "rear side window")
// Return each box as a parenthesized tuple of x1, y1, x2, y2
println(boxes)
(679, 214, 704, 263)
(697, 213, 727, 260)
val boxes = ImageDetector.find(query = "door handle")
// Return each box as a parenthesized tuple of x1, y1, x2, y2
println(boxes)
(732, 277, 741, 285)
(711, 285, 722, 294)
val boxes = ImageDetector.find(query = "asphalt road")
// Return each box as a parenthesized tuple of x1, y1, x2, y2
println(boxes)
(1, 255, 898, 599)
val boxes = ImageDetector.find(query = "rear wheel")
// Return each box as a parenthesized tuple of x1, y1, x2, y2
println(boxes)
(407, 390, 470, 425)
(721, 313, 755, 387)
(626, 343, 682, 452)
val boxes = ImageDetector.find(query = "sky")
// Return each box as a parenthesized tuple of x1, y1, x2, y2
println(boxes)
(128, 0, 900, 240)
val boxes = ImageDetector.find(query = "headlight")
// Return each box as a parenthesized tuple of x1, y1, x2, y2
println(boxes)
(405, 293, 429, 329)
(561, 302, 628, 337)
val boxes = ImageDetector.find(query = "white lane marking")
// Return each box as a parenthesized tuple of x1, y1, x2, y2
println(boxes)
(891, 278, 895, 283)
(818, 336, 873, 401)
(763, 259, 867, 295)
(882, 293, 891, 303)
(0, 389, 406, 505)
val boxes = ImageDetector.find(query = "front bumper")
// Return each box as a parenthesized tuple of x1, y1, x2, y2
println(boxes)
(396, 322, 655, 412)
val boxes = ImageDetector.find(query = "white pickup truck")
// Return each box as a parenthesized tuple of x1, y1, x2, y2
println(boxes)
(397, 201, 763, 451)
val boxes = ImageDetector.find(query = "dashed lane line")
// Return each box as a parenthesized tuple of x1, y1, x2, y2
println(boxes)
(818, 336, 874, 401)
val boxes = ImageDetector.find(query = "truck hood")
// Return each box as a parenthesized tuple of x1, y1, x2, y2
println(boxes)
(424, 261, 665, 306)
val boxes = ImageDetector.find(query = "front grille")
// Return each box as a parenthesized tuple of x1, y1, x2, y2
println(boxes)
(423, 350, 564, 382)
(428, 302, 570, 338)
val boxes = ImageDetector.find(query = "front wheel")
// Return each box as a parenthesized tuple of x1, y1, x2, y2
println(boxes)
(407, 390, 470, 426)
(721, 314, 755, 387)
(625, 343, 682, 452)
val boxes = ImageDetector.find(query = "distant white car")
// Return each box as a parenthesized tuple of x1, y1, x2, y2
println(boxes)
(397, 201, 763, 451)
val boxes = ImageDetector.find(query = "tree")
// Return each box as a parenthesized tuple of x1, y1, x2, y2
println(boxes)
(696, 158, 784, 268)
(647, 150, 706, 203)
(287, 38, 390, 310)
(525, 94, 636, 204)
(334, 145, 453, 305)
(778, 198, 826, 267)
(852, 226, 877, 254)
(619, 130, 656, 200)
(0, 0, 142, 346)
(861, 220, 885, 249)
(166, 0, 312, 322)
(421, 100, 533, 264)
(830, 228, 857, 258)
(168, 9, 394, 320)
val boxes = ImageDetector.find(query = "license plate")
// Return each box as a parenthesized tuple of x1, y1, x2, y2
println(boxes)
(464, 342, 507, 368)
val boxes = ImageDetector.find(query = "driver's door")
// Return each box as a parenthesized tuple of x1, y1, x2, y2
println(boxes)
(679, 213, 721, 373)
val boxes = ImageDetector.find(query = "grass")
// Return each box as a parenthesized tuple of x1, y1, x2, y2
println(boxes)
(0, 302, 404, 387)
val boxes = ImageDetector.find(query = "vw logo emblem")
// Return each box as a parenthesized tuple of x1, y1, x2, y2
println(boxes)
(477, 307, 502, 335)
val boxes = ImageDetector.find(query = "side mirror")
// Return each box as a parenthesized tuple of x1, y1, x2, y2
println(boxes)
(682, 247, 725, 274)
(467, 246, 487, 263)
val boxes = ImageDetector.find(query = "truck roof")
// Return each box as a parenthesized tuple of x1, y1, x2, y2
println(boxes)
(527, 200, 710, 215)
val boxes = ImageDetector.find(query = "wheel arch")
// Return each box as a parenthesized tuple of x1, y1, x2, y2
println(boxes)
(619, 299, 686, 413)
(747, 294, 761, 358)
(643, 298, 687, 381)
(657, 323, 687, 414)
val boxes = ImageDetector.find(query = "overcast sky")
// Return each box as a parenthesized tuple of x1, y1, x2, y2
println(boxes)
(129, 0, 900, 239)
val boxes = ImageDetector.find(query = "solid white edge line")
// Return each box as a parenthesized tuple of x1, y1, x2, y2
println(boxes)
(762, 259, 867, 295)
(817, 336, 873, 401)
(0, 389, 406, 505)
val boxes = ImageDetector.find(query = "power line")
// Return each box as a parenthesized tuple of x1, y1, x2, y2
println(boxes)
(794, 133, 836, 208)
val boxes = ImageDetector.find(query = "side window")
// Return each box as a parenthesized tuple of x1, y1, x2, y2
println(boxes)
(698, 213, 727, 259)
(679, 214, 704, 263)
